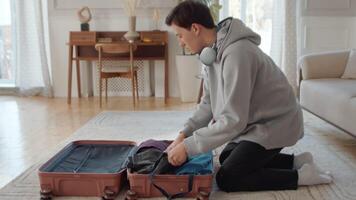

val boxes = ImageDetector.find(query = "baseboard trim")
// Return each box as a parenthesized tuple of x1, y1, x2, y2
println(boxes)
(0, 87, 18, 95)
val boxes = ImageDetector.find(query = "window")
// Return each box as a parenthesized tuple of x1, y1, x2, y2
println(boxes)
(0, 0, 15, 87)
(220, 0, 273, 55)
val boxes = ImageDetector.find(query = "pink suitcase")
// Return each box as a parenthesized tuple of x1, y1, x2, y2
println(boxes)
(126, 171, 212, 200)
(38, 140, 213, 200)
(38, 140, 136, 200)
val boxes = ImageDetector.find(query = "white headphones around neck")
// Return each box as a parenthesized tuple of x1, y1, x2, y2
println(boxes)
(197, 22, 223, 66)
(198, 45, 217, 66)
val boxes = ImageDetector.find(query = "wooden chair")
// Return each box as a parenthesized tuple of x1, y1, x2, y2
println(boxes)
(95, 43, 139, 107)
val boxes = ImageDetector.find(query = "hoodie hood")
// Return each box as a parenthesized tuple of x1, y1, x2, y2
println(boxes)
(215, 18, 261, 61)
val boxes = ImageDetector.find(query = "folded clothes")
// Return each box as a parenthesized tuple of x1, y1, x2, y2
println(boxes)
(151, 152, 181, 175)
(136, 139, 171, 153)
(128, 139, 213, 175)
(127, 148, 163, 174)
(175, 152, 213, 175)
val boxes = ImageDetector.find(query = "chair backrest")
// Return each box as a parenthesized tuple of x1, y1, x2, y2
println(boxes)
(95, 43, 138, 72)
(95, 43, 137, 54)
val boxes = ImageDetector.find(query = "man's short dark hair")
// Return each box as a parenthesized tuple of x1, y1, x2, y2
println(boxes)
(165, 0, 215, 30)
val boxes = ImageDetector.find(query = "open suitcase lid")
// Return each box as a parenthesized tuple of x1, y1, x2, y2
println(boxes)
(39, 140, 138, 174)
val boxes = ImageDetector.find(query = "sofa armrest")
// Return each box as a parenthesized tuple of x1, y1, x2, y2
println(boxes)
(298, 50, 349, 80)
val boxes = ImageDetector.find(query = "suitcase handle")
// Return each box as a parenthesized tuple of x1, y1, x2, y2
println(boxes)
(149, 153, 194, 200)
(150, 175, 193, 200)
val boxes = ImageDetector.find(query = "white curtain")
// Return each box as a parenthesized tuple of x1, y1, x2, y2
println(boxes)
(13, 0, 53, 97)
(270, 0, 298, 93)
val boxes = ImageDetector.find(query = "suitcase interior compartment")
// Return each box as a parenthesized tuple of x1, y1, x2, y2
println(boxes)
(38, 140, 136, 197)
(127, 171, 213, 198)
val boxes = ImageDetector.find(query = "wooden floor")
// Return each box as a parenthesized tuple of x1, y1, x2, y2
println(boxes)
(0, 96, 195, 189)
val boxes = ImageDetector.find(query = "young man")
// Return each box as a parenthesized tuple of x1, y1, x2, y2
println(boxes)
(165, 0, 332, 192)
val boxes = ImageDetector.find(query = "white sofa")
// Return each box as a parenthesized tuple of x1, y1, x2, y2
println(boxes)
(298, 50, 356, 137)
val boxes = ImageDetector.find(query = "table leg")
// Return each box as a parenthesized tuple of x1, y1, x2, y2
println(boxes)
(164, 46, 169, 104)
(87, 61, 94, 97)
(67, 45, 73, 104)
(75, 46, 82, 98)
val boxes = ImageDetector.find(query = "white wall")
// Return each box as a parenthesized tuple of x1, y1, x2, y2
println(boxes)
(298, 0, 356, 57)
(49, 0, 356, 98)
(47, 0, 182, 97)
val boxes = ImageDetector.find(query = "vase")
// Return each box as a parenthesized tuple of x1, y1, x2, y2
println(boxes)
(124, 16, 140, 42)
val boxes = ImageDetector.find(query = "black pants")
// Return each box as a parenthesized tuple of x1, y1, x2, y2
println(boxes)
(215, 141, 298, 192)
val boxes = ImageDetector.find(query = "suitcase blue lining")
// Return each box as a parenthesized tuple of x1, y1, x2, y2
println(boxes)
(42, 143, 136, 173)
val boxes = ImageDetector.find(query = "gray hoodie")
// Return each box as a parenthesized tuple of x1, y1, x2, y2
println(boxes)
(182, 18, 304, 156)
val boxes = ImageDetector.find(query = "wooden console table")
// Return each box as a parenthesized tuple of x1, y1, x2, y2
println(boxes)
(67, 31, 169, 104)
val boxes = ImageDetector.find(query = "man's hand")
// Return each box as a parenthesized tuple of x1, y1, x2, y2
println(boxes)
(166, 132, 185, 152)
(167, 142, 188, 166)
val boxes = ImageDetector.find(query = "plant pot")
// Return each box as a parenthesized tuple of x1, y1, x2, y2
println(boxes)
(175, 55, 202, 102)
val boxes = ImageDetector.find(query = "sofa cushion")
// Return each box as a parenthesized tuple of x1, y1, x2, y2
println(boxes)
(300, 51, 348, 80)
(341, 49, 356, 79)
(300, 79, 356, 136)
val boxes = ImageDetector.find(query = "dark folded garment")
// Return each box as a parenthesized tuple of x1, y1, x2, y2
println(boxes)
(127, 148, 181, 174)
(151, 152, 181, 175)
(128, 140, 184, 174)
(127, 148, 162, 174)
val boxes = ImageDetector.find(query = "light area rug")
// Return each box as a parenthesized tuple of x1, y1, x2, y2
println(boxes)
(0, 110, 355, 200)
